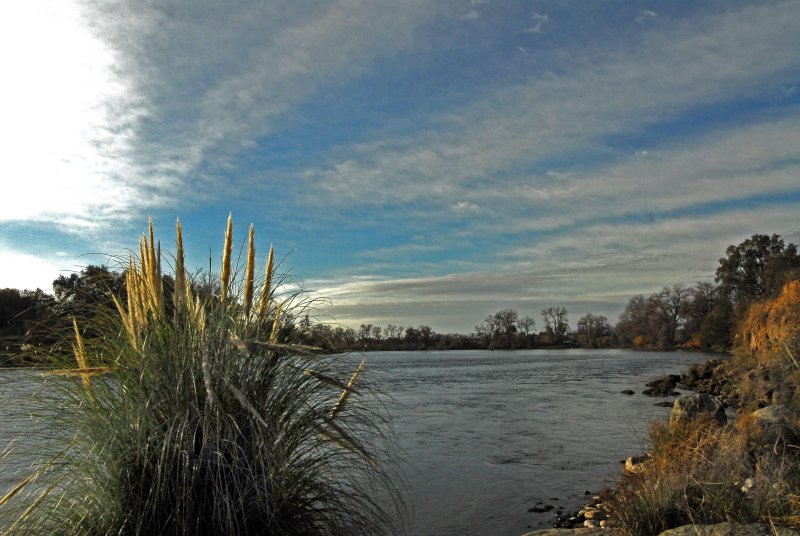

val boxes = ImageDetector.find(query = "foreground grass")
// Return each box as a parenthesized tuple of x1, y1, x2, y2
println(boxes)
(0, 217, 405, 535)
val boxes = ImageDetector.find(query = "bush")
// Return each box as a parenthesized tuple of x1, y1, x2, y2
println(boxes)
(0, 217, 405, 535)
(607, 408, 800, 535)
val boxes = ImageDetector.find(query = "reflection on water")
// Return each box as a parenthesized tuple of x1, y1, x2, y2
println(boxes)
(0, 349, 713, 536)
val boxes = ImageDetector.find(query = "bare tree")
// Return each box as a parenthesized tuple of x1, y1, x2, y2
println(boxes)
(651, 284, 691, 347)
(518, 316, 536, 336)
(371, 325, 382, 341)
(541, 306, 568, 342)
(576, 313, 610, 347)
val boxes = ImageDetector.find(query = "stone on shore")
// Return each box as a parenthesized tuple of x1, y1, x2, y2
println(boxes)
(624, 454, 648, 473)
(642, 374, 682, 396)
(521, 523, 800, 536)
(750, 405, 795, 444)
(658, 522, 800, 535)
(669, 393, 727, 430)
(521, 529, 609, 535)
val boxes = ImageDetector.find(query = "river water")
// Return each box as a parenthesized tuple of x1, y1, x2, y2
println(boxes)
(0, 349, 713, 535)
(361, 349, 713, 535)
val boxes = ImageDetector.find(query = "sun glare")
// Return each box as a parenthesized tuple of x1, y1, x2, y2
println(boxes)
(0, 1, 134, 227)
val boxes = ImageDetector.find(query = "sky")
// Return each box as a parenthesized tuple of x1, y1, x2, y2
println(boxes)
(1, 0, 799, 334)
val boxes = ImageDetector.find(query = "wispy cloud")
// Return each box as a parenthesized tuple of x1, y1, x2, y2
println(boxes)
(523, 12, 549, 33)
(636, 9, 657, 24)
(311, 203, 800, 332)
(301, 1, 799, 216)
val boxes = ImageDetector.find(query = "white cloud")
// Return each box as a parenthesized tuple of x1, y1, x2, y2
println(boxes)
(309, 203, 800, 332)
(302, 1, 800, 213)
(524, 12, 549, 33)
(636, 9, 657, 24)
(1, 1, 452, 235)
(451, 201, 481, 214)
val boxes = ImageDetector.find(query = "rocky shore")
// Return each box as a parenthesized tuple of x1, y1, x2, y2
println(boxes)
(521, 352, 800, 536)
(522, 522, 800, 535)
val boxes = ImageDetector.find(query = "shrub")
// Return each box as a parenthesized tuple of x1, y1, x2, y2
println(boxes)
(607, 410, 800, 535)
(0, 217, 405, 535)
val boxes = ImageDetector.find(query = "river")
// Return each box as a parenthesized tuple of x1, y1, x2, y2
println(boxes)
(0, 348, 714, 535)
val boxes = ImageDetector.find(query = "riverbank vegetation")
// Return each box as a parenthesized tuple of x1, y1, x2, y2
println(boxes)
(605, 280, 800, 534)
(0, 218, 404, 535)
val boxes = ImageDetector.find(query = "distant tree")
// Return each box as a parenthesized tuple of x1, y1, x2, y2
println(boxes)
(52, 265, 126, 312)
(404, 326, 420, 345)
(576, 313, 610, 347)
(541, 306, 568, 343)
(680, 282, 720, 343)
(651, 284, 691, 348)
(358, 323, 374, 343)
(698, 299, 734, 352)
(493, 308, 519, 348)
(518, 316, 536, 336)
(417, 325, 433, 347)
(616, 294, 660, 346)
(385, 324, 403, 339)
(517, 315, 536, 347)
(0, 288, 57, 359)
(716, 233, 800, 311)
(370, 325, 382, 341)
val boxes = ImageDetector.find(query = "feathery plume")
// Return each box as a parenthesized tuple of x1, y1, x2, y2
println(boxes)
(331, 360, 365, 419)
(243, 224, 256, 318)
(257, 245, 274, 322)
(269, 302, 282, 343)
(72, 318, 92, 396)
(174, 218, 186, 314)
(220, 213, 233, 302)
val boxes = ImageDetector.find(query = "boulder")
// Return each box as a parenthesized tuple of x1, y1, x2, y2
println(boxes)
(658, 522, 800, 535)
(750, 405, 796, 445)
(669, 394, 727, 430)
(624, 454, 649, 473)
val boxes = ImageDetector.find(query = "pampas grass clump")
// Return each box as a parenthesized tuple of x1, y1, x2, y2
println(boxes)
(0, 216, 404, 536)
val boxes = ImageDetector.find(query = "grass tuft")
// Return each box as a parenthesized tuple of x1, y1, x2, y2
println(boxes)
(1, 217, 405, 536)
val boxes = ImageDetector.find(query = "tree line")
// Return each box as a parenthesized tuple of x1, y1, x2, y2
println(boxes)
(2, 233, 798, 361)
(300, 233, 799, 352)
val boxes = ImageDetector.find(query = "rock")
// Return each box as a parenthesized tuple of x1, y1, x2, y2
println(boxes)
(669, 394, 727, 430)
(657, 521, 800, 535)
(644, 374, 682, 396)
(741, 476, 756, 496)
(621, 389, 635, 395)
(654, 401, 674, 407)
(521, 529, 609, 536)
(584, 519, 600, 528)
(584, 509, 606, 520)
(528, 503, 554, 513)
(624, 454, 649, 473)
(750, 405, 796, 445)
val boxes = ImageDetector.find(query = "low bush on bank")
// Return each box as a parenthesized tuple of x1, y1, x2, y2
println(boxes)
(0, 217, 405, 535)
(607, 406, 800, 535)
